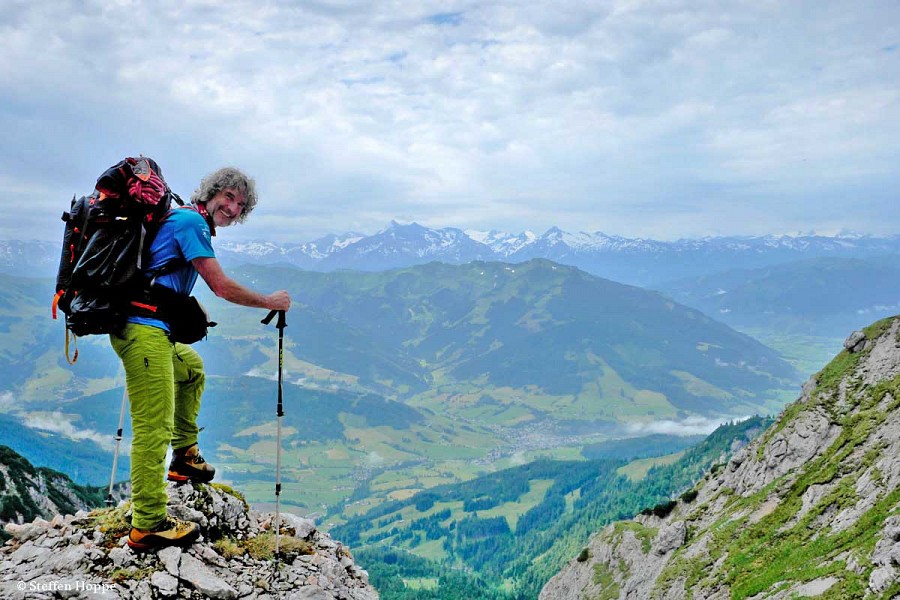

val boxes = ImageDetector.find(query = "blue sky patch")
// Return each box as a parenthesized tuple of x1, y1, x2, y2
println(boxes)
(426, 12, 463, 26)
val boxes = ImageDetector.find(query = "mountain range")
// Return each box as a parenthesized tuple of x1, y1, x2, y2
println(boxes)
(6, 224, 900, 286)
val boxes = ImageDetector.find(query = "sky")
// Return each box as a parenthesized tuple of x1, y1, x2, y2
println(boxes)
(1, 0, 898, 244)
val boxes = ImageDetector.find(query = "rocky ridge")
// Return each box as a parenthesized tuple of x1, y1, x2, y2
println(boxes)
(540, 316, 900, 599)
(0, 481, 378, 599)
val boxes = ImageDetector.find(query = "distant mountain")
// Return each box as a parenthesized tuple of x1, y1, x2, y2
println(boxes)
(0, 273, 120, 402)
(318, 221, 494, 271)
(213, 259, 798, 417)
(214, 231, 365, 270)
(2, 259, 798, 422)
(657, 256, 900, 337)
(7, 226, 900, 286)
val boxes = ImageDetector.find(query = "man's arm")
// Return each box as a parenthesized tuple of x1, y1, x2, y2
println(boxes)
(193, 257, 291, 311)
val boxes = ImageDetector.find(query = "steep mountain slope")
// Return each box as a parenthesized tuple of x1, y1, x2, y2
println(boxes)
(0, 445, 106, 541)
(541, 316, 900, 599)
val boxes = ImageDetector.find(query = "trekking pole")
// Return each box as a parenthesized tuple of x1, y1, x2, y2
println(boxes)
(106, 389, 128, 507)
(261, 309, 287, 564)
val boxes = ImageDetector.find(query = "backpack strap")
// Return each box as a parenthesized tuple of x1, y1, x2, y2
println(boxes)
(52, 290, 64, 320)
(65, 327, 79, 365)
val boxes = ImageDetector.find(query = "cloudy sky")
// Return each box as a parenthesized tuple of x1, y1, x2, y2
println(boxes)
(1, 0, 897, 243)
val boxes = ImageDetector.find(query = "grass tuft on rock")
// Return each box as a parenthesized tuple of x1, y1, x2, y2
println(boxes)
(244, 532, 314, 561)
(88, 501, 132, 548)
(210, 483, 250, 510)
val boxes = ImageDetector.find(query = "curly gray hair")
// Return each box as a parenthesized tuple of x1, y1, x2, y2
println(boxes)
(190, 167, 258, 223)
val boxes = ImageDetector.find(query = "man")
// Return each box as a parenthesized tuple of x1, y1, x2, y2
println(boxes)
(111, 166, 291, 551)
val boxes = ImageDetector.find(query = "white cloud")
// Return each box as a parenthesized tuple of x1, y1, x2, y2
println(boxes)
(22, 411, 124, 455)
(625, 415, 735, 437)
(0, 0, 897, 243)
(0, 391, 16, 412)
(1, 391, 124, 453)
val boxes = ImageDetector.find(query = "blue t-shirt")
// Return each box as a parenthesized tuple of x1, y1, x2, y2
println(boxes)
(129, 207, 215, 330)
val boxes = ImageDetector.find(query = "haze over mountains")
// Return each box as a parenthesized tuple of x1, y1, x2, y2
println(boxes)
(658, 257, 900, 338)
(5, 223, 900, 286)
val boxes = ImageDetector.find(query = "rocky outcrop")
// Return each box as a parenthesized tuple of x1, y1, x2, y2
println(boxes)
(541, 318, 900, 599)
(0, 481, 378, 599)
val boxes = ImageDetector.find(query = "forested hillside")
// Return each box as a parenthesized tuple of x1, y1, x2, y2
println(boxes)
(335, 418, 772, 599)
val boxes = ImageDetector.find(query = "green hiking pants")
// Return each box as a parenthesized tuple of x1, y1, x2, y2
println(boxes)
(110, 323, 205, 529)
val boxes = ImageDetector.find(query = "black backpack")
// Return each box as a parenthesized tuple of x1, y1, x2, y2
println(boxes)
(52, 156, 184, 362)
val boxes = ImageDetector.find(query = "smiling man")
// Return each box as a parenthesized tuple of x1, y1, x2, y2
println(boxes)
(110, 166, 291, 551)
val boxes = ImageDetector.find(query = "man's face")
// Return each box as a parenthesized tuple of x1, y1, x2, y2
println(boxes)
(206, 188, 246, 227)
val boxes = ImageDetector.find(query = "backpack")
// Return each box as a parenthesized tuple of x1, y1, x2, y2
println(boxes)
(52, 156, 184, 363)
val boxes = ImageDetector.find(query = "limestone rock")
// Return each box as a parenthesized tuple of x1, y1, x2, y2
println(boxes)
(150, 570, 179, 597)
(0, 480, 379, 600)
(844, 330, 867, 353)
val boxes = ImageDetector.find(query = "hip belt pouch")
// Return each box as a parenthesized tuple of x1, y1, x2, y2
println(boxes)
(147, 284, 217, 344)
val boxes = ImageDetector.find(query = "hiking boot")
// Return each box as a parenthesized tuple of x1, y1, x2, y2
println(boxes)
(127, 516, 199, 551)
(167, 443, 216, 483)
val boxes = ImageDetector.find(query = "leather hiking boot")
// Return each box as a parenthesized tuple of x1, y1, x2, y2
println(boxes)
(167, 443, 216, 483)
(127, 516, 199, 551)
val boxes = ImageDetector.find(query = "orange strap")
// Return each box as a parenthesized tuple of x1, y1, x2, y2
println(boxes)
(130, 300, 158, 313)
(65, 328, 78, 365)
(52, 290, 63, 320)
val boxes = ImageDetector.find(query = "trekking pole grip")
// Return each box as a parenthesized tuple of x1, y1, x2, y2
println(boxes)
(261, 309, 287, 329)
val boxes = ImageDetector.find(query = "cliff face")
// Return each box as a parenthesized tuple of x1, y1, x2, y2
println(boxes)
(0, 481, 378, 600)
(541, 317, 900, 600)
(0, 445, 107, 533)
